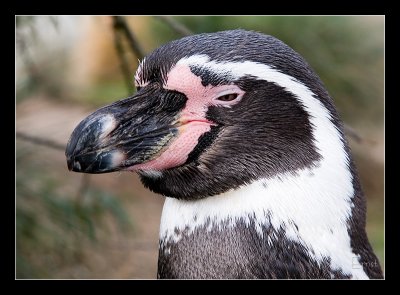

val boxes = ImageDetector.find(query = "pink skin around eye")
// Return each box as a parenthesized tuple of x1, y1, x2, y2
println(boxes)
(128, 64, 244, 172)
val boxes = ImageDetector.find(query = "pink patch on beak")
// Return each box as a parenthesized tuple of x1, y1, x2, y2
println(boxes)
(129, 121, 211, 171)
(128, 64, 244, 172)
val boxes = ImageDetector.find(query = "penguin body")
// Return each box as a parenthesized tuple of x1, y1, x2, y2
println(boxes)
(66, 30, 383, 279)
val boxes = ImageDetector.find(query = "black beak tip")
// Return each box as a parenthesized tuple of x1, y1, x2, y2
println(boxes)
(66, 155, 82, 172)
(65, 148, 121, 174)
(65, 138, 80, 172)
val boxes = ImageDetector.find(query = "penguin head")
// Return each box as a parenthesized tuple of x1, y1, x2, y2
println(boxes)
(66, 29, 342, 199)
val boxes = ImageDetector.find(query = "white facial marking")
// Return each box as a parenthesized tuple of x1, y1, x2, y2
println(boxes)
(99, 114, 117, 140)
(110, 150, 126, 167)
(73, 161, 81, 171)
(160, 55, 368, 279)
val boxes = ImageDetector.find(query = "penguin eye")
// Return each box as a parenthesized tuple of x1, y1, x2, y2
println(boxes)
(136, 86, 142, 91)
(216, 93, 238, 102)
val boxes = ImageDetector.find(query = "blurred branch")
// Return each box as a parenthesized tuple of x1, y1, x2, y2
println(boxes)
(16, 130, 92, 203)
(112, 16, 144, 60)
(344, 124, 363, 143)
(111, 16, 145, 94)
(343, 124, 375, 144)
(110, 15, 192, 95)
(76, 174, 91, 200)
(154, 16, 193, 36)
(112, 24, 134, 93)
(16, 131, 65, 151)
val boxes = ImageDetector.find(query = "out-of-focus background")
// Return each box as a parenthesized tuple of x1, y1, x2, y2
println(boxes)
(16, 16, 384, 279)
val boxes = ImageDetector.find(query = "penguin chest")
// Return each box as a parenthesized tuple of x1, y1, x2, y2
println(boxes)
(158, 217, 353, 279)
(157, 178, 370, 280)
(158, 220, 256, 279)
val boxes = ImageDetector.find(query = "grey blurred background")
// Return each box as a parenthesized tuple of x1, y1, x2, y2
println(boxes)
(16, 15, 384, 279)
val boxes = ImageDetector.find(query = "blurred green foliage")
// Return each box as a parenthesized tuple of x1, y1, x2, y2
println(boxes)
(366, 198, 384, 264)
(84, 80, 129, 107)
(16, 145, 133, 278)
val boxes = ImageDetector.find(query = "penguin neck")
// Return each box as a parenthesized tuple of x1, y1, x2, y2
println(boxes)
(159, 160, 368, 278)
(160, 158, 357, 253)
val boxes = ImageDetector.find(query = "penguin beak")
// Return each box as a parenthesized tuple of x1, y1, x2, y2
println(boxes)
(65, 89, 186, 173)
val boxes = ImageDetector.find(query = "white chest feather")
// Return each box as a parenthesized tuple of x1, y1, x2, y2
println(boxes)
(159, 55, 368, 279)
